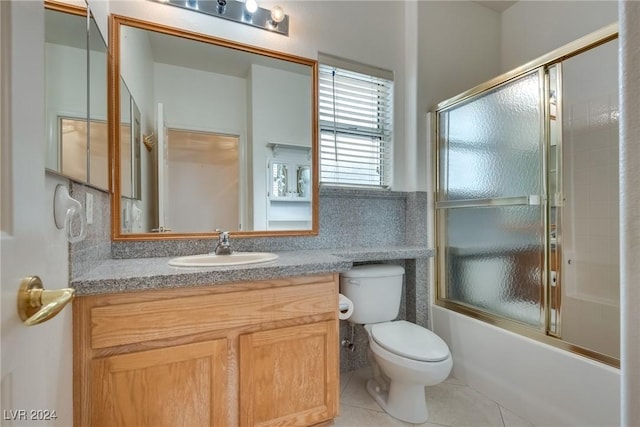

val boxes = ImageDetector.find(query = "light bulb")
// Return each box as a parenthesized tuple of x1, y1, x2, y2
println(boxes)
(245, 0, 258, 14)
(270, 5, 285, 24)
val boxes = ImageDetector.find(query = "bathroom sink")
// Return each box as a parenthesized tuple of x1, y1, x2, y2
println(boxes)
(168, 252, 279, 267)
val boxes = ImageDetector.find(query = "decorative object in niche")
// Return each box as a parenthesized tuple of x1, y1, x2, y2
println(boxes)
(272, 163, 288, 198)
(149, 0, 289, 36)
(297, 165, 311, 198)
(266, 147, 311, 230)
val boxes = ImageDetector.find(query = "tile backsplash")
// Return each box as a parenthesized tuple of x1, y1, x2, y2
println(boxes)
(69, 182, 111, 280)
(70, 185, 428, 269)
(108, 187, 428, 258)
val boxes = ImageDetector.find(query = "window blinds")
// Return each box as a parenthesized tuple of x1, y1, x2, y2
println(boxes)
(318, 63, 393, 188)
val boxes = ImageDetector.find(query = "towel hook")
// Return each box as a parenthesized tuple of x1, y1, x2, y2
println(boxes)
(53, 185, 87, 243)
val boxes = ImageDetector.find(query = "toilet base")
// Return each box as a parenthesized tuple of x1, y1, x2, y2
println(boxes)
(366, 378, 429, 424)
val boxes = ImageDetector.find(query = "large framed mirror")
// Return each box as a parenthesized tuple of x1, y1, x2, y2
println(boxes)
(45, 1, 108, 190)
(110, 15, 318, 240)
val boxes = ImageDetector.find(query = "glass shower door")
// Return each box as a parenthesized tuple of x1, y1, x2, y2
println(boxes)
(436, 70, 546, 328)
(557, 39, 620, 359)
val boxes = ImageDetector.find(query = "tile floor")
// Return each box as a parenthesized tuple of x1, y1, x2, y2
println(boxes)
(335, 367, 537, 427)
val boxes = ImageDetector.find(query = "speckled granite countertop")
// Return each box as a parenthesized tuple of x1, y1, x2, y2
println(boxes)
(71, 246, 433, 296)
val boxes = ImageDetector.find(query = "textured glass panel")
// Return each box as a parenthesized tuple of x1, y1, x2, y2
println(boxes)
(560, 39, 620, 359)
(438, 71, 542, 201)
(444, 206, 544, 327)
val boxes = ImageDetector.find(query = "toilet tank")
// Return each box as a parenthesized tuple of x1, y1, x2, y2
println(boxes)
(339, 264, 405, 324)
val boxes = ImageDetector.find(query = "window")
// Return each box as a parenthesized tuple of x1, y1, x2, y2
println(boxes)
(318, 57, 393, 188)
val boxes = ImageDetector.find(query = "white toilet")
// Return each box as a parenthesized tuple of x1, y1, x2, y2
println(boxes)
(340, 264, 452, 424)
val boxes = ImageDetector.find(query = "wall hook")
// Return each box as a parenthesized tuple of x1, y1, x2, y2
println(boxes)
(53, 185, 87, 243)
(143, 133, 156, 152)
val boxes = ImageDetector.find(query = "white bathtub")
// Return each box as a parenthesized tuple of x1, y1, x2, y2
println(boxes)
(432, 305, 620, 427)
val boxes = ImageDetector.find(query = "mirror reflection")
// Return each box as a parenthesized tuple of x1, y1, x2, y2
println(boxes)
(119, 78, 142, 201)
(113, 16, 317, 237)
(163, 129, 240, 232)
(45, 3, 108, 190)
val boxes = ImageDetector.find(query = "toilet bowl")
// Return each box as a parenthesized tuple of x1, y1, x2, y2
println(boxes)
(364, 321, 452, 423)
(340, 265, 453, 424)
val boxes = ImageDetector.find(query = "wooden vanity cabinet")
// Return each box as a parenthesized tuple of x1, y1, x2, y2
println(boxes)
(73, 274, 340, 427)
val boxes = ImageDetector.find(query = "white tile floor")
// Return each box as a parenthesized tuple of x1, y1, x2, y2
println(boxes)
(335, 367, 537, 427)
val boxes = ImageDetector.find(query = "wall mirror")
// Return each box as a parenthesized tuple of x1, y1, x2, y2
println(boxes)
(44, 1, 108, 190)
(111, 15, 319, 240)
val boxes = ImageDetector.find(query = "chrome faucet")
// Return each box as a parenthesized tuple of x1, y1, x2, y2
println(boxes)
(214, 230, 232, 255)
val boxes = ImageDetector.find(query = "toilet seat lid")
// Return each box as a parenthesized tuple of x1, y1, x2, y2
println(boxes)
(371, 320, 450, 362)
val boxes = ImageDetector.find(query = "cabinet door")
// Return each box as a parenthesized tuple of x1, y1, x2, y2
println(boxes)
(239, 321, 339, 427)
(90, 339, 228, 427)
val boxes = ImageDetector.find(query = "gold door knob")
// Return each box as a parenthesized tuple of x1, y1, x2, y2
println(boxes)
(17, 276, 75, 326)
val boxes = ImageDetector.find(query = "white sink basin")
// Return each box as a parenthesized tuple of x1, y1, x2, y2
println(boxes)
(168, 252, 279, 267)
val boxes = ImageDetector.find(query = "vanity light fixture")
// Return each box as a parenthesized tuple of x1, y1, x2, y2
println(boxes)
(216, 0, 226, 14)
(269, 5, 285, 28)
(245, 0, 258, 14)
(150, 0, 289, 36)
(243, 0, 257, 22)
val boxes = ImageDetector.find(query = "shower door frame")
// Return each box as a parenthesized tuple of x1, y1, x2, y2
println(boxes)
(432, 23, 619, 368)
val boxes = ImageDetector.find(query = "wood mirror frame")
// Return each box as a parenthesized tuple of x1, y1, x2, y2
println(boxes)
(110, 15, 319, 241)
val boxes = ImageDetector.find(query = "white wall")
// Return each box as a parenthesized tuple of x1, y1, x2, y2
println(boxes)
(250, 65, 311, 147)
(250, 64, 311, 229)
(432, 2, 622, 426)
(89, 48, 108, 122)
(417, 1, 502, 192)
(500, 1, 618, 72)
(155, 63, 247, 135)
(45, 43, 86, 171)
(87, 0, 109, 43)
(45, 42, 108, 188)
